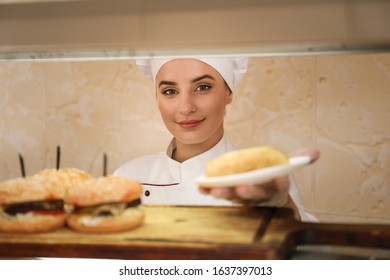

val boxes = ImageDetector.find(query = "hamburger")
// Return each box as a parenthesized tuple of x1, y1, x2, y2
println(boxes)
(0, 176, 67, 233)
(205, 146, 288, 177)
(66, 176, 144, 233)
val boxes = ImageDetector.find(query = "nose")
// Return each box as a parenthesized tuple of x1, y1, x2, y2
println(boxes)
(178, 93, 197, 115)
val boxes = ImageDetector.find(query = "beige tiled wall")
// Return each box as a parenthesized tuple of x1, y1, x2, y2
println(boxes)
(0, 52, 389, 224)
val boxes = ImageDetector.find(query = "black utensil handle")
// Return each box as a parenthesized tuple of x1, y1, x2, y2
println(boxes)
(103, 153, 107, 176)
(56, 146, 61, 170)
(18, 154, 25, 177)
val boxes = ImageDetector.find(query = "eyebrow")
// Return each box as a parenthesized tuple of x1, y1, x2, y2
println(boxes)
(191, 74, 215, 83)
(158, 74, 215, 88)
(158, 80, 176, 88)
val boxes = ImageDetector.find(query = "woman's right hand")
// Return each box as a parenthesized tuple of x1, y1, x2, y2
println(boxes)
(199, 147, 320, 205)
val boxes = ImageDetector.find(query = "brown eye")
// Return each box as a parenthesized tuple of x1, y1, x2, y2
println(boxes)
(196, 85, 211, 91)
(162, 88, 177, 95)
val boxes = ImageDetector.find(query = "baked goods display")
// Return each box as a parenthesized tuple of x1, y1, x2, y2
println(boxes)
(205, 146, 288, 177)
(66, 176, 144, 233)
(0, 169, 144, 234)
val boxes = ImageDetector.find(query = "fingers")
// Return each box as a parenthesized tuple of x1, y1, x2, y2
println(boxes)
(208, 187, 237, 200)
(199, 175, 290, 204)
(199, 186, 237, 200)
(290, 147, 320, 164)
(235, 176, 289, 202)
(198, 186, 211, 195)
(235, 183, 271, 201)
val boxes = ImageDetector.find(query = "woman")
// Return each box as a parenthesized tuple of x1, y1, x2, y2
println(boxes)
(114, 57, 319, 222)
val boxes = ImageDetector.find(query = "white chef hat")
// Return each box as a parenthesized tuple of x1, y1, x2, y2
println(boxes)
(136, 56, 248, 91)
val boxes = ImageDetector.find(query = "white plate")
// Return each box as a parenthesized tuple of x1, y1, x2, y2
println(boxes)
(195, 156, 311, 187)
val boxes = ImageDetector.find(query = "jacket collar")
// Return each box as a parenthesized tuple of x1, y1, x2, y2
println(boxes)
(166, 131, 235, 164)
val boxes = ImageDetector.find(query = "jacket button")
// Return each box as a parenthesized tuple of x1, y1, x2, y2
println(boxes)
(145, 190, 150, 197)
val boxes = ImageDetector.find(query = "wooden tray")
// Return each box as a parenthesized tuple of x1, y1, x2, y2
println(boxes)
(0, 205, 389, 259)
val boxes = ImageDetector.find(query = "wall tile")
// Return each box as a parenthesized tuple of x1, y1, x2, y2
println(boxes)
(315, 53, 390, 221)
(0, 62, 46, 178)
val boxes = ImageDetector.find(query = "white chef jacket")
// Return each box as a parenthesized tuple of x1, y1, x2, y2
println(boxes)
(114, 133, 317, 222)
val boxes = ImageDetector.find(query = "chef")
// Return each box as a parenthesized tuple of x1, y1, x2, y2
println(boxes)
(114, 57, 319, 222)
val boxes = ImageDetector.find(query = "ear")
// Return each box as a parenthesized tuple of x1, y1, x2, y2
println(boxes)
(226, 90, 233, 105)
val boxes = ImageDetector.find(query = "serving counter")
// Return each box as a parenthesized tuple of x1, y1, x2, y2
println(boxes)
(1, 205, 389, 259)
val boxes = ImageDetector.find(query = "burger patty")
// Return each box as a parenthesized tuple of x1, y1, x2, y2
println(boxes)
(2, 199, 64, 215)
(73, 199, 141, 217)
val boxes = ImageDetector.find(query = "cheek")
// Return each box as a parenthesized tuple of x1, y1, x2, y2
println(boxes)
(207, 102, 225, 116)
(157, 98, 173, 120)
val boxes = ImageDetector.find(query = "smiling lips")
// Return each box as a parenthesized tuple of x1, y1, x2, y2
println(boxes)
(177, 119, 205, 129)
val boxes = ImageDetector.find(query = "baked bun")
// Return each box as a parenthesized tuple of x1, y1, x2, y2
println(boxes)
(205, 146, 288, 177)
(33, 168, 92, 197)
(0, 177, 67, 233)
(66, 176, 144, 233)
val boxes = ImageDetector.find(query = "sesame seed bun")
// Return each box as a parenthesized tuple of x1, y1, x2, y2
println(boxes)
(66, 207, 144, 233)
(0, 212, 67, 233)
(33, 168, 92, 198)
(66, 176, 143, 207)
(0, 177, 63, 205)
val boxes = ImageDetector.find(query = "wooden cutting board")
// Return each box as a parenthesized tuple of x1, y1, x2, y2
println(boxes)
(0, 205, 389, 259)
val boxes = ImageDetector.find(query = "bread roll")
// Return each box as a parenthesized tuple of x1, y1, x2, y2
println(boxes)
(66, 176, 143, 206)
(205, 146, 288, 177)
(33, 168, 92, 197)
